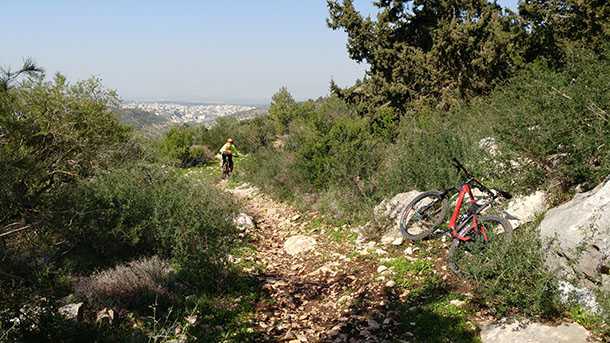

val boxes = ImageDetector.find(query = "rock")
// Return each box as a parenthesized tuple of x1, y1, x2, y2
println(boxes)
(283, 235, 317, 255)
(385, 280, 396, 288)
(404, 246, 419, 255)
(480, 319, 591, 343)
(377, 265, 388, 273)
(291, 214, 301, 221)
(374, 191, 421, 220)
(96, 308, 114, 324)
(449, 299, 466, 307)
(558, 281, 600, 314)
(374, 191, 421, 245)
(231, 183, 260, 199)
(58, 302, 83, 321)
(479, 137, 499, 156)
(539, 176, 610, 292)
(504, 191, 548, 229)
(233, 213, 255, 231)
(381, 230, 403, 245)
(367, 319, 380, 330)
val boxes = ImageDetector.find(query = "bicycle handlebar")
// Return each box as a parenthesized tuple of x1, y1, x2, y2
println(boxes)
(451, 158, 513, 200)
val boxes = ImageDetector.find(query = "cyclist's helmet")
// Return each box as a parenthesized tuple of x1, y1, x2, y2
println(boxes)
(227, 138, 234, 143)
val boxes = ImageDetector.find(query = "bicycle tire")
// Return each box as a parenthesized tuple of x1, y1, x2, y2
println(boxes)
(221, 162, 231, 179)
(399, 191, 448, 241)
(447, 215, 512, 274)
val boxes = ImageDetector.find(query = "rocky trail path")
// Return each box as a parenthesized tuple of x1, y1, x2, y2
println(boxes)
(220, 181, 598, 343)
(227, 183, 416, 342)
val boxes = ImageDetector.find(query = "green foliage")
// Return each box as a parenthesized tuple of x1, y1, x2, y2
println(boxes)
(456, 224, 563, 317)
(520, 0, 610, 62)
(327, 0, 610, 112)
(327, 0, 524, 110)
(53, 164, 237, 280)
(268, 87, 298, 133)
(383, 257, 434, 288)
(0, 74, 131, 226)
(0, 70, 246, 341)
(159, 125, 200, 166)
(377, 110, 477, 193)
(482, 46, 610, 192)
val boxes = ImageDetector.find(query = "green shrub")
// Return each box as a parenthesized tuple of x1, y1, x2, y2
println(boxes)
(0, 74, 131, 228)
(482, 47, 610, 192)
(159, 125, 201, 166)
(51, 163, 237, 284)
(455, 225, 563, 317)
(376, 110, 476, 194)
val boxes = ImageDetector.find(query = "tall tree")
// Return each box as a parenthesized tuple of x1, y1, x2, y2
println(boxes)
(520, 0, 610, 63)
(268, 87, 297, 133)
(327, 0, 524, 112)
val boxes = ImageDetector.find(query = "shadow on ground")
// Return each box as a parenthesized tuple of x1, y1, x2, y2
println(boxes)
(322, 279, 480, 343)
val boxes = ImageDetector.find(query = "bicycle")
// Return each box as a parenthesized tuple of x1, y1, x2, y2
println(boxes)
(398, 158, 513, 273)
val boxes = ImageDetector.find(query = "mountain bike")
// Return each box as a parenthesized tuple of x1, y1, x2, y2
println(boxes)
(399, 158, 513, 273)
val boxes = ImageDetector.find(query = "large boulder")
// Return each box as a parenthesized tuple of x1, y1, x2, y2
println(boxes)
(504, 191, 548, 229)
(539, 176, 610, 292)
(374, 191, 421, 245)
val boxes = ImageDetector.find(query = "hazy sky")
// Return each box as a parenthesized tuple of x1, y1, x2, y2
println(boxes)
(2, 0, 519, 104)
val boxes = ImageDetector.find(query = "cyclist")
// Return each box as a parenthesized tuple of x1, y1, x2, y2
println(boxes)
(219, 138, 240, 174)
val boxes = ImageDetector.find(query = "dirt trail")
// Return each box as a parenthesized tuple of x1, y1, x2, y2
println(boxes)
(220, 181, 600, 343)
(228, 183, 406, 342)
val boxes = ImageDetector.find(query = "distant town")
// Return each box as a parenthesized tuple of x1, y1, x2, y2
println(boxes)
(121, 101, 259, 124)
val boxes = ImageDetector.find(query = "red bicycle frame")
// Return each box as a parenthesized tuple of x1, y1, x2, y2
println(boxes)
(447, 183, 488, 242)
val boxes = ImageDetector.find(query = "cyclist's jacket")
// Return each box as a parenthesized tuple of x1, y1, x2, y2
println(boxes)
(219, 143, 239, 156)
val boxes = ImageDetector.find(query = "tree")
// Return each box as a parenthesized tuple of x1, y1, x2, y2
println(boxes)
(519, 0, 610, 63)
(0, 72, 130, 231)
(0, 58, 44, 92)
(268, 87, 297, 133)
(327, 0, 524, 112)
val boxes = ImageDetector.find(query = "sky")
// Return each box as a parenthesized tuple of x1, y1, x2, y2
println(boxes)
(1, 0, 519, 105)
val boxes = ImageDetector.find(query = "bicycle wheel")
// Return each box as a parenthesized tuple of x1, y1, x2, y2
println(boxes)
(447, 215, 512, 274)
(221, 162, 230, 179)
(399, 191, 448, 241)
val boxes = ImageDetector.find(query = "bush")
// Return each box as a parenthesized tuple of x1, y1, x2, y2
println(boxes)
(51, 163, 238, 283)
(159, 125, 201, 166)
(481, 47, 610, 193)
(75, 256, 174, 308)
(455, 224, 563, 317)
(0, 74, 131, 229)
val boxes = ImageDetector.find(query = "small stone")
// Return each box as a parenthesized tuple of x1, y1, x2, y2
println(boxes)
(58, 302, 83, 321)
(449, 299, 467, 307)
(291, 214, 301, 221)
(367, 319, 380, 330)
(283, 235, 317, 255)
(391, 236, 404, 246)
(377, 265, 388, 273)
(385, 280, 396, 288)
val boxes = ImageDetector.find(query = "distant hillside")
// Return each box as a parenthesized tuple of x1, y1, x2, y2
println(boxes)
(116, 102, 268, 136)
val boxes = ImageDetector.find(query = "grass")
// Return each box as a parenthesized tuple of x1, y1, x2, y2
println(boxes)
(396, 292, 479, 343)
(327, 226, 357, 244)
(569, 304, 610, 339)
(383, 257, 435, 288)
